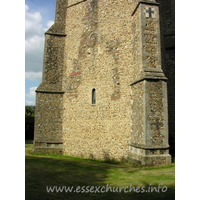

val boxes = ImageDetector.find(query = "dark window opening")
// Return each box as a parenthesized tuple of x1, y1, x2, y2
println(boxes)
(92, 89, 96, 104)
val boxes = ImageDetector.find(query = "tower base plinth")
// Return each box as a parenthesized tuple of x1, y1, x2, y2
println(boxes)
(128, 145, 171, 165)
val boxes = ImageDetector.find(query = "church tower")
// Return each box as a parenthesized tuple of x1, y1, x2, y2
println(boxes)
(33, 0, 172, 165)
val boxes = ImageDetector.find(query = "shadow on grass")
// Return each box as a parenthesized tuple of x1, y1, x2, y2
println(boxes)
(26, 155, 175, 200)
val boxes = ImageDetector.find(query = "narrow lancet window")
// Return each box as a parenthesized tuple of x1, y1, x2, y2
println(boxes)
(92, 89, 96, 104)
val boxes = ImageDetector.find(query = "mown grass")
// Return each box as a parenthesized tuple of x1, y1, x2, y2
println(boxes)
(25, 140, 175, 200)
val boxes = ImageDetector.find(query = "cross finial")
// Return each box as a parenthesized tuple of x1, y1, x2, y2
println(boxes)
(146, 7, 155, 18)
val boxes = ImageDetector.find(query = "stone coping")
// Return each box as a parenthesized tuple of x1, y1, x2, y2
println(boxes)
(67, 0, 87, 9)
(45, 32, 67, 37)
(132, 0, 159, 16)
(130, 75, 167, 86)
(35, 90, 65, 94)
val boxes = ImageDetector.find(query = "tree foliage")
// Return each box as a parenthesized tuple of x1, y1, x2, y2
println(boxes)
(25, 105, 35, 116)
(25, 106, 35, 140)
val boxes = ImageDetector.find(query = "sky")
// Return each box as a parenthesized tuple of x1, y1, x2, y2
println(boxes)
(25, 0, 56, 105)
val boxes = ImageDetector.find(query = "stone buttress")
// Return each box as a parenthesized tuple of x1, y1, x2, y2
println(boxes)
(128, 0, 171, 165)
(33, 0, 68, 153)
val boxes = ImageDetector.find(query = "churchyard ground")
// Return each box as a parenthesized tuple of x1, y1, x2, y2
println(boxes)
(25, 140, 175, 200)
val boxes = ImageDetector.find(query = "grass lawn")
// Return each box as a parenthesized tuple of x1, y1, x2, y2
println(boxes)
(25, 140, 175, 200)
